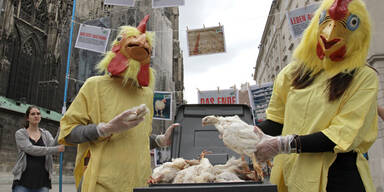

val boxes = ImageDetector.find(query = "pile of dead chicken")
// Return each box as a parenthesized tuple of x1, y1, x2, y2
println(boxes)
(148, 151, 266, 184)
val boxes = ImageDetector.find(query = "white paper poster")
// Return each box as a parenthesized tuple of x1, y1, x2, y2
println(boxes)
(104, 0, 134, 7)
(198, 89, 238, 104)
(286, 3, 320, 39)
(153, 91, 173, 120)
(75, 24, 111, 54)
(152, 0, 184, 8)
(248, 82, 273, 125)
(187, 26, 226, 56)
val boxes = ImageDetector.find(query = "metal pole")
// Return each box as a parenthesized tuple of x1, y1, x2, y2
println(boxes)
(60, 0, 77, 191)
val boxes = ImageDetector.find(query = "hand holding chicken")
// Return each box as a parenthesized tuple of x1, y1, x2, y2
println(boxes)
(253, 126, 294, 162)
(202, 115, 269, 180)
(97, 104, 149, 136)
(155, 123, 180, 147)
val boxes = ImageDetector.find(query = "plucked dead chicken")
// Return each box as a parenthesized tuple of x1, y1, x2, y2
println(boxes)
(202, 115, 271, 180)
(172, 151, 216, 183)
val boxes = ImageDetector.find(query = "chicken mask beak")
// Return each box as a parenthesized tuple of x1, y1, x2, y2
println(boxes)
(107, 15, 153, 87)
(317, 12, 349, 62)
(316, 0, 355, 62)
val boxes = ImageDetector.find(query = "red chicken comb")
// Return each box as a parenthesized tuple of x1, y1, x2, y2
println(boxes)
(137, 15, 150, 33)
(329, 0, 352, 20)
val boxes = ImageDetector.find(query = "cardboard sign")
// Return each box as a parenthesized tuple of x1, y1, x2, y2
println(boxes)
(187, 25, 226, 56)
(152, 0, 184, 8)
(104, 0, 134, 6)
(286, 3, 320, 39)
(198, 89, 238, 104)
(153, 91, 173, 120)
(75, 24, 111, 53)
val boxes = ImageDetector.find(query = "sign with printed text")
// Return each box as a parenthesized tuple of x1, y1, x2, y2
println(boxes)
(75, 24, 111, 54)
(286, 3, 320, 39)
(198, 89, 238, 104)
(104, 0, 134, 6)
(248, 82, 273, 125)
(153, 91, 173, 120)
(152, 0, 184, 8)
(187, 25, 226, 56)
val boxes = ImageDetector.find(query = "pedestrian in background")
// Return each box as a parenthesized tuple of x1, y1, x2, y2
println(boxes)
(12, 105, 65, 192)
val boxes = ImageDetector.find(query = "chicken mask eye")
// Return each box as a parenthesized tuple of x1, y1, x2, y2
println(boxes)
(117, 36, 122, 41)
(319, 10, 326, 24)
(346, 14, 360, 31)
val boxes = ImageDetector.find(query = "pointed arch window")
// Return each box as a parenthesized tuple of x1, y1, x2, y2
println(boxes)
(8, 37, 40, 104)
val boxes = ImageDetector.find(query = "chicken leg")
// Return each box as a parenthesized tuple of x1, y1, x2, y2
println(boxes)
(147, 175, 163, 184)
(199, 150, 212, 159)
(251, 153, 264, 181)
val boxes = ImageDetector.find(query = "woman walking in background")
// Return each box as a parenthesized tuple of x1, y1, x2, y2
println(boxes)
(12, 106, 65, 192)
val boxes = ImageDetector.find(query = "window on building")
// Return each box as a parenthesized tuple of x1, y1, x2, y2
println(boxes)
(288, 43, 294, 50)
(282, 55, 288, 62)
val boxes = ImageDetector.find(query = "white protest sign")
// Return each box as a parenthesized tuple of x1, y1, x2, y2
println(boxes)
(286, 3, 320, 39)
(248, 82, 273, 124)
(104, 0, 134, 6)
(75, 24, 111, 54)
(198, 89, 238, 104)
(187, 25, 226, 56)
(153, 91, 173, 121)
(152, 0, 184, 8)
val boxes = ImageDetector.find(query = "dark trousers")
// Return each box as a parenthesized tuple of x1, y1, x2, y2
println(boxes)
(326, 152, 366, 192)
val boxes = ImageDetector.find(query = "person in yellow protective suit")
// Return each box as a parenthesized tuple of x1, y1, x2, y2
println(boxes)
(253, 0, 377, 191)
(59, 15, 180, 192)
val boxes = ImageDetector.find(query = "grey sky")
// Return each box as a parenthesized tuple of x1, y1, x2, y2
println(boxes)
(179, 0, 273, 103)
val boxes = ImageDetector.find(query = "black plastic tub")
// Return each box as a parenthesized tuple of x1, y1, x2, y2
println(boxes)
(170, 104, 255, 164)
(134, 104, 277, 192)
(134, 182, 277, 192)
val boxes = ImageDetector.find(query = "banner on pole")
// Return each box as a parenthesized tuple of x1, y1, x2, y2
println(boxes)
(153, 91, 173, 120)
(187, 25, 226, 56)
(286, 3, 320, 39)
(152, 0, 184, 8)
(198, 88, 237, 104)
(104, 0, 134, 7)
(75, 24, 111, 54)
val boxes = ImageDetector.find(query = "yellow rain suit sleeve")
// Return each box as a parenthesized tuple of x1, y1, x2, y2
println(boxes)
(265, 63, 297, 124)
(265, 63, 378, 192)
(59, 75, 154, 192)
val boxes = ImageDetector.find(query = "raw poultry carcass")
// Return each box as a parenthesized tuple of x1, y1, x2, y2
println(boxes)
(155, 98, 166, 116)
(202, 115, 271, 181)
(213, 156, 251, 182)
(148, 158, 191, 184)
(214, 156, 262, 182)
(172, 151, 216, 184)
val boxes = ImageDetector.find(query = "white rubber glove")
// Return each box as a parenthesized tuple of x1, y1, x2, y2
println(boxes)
(253, 126, 295, 162)
(97, 104, 149, 137)
(155, 123, 180, 147)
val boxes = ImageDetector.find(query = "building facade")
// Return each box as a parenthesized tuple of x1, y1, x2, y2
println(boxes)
(0, 0, 184, 179)
(254, 0, 384, 190)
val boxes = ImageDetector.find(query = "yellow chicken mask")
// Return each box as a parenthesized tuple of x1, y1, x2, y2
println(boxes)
(96, 15, 155, 88)
(293, 0, 371, 77)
